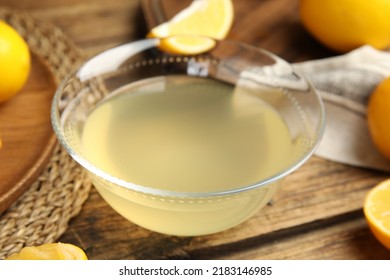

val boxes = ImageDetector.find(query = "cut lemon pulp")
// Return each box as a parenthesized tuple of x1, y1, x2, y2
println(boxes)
(364, 179, 390, 250)
(148, 0, 234, 54)
(159, 36, 217, 55)
(5, 242, 88, 260)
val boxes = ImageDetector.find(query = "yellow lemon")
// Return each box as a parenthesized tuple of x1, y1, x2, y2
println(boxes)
(5, 242, 88, 260)
(367, 76, 390, 160)
(148, 0, 234, 54)
(0, 20, 31, 103)
(300, 0, 390, 53)
(364, 179, 390, 250)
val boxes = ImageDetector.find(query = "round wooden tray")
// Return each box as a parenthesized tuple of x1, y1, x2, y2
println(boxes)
(0, 53, 57, 214)
(0, 7, 92, 260)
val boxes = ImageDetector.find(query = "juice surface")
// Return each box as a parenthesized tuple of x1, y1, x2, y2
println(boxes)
(81, 75, 293, 192)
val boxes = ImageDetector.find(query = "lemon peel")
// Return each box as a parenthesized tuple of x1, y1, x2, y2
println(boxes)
(367, 76, 390, 160)
(300, 0, 390, 53)
(0, 21, 31, 103)
(364, 179, 390, 250)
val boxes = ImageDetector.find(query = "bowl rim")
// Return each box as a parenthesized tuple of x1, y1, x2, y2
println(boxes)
(51, 36, 326, 198)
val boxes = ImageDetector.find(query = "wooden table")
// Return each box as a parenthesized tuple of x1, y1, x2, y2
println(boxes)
(1, 0, 390, 260)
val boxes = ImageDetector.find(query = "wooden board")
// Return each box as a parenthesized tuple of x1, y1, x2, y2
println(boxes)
(0, 53, 57, 214)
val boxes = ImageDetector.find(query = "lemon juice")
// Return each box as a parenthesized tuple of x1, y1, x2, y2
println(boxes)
(80, 75, 294, 235)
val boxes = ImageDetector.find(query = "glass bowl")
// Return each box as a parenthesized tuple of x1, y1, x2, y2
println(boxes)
(51, 36, 325, 236)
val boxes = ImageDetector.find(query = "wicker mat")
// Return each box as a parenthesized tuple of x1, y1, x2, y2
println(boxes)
(0, 7, 92, 259)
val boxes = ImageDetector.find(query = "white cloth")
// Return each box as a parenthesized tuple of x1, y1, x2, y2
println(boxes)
(293, 46, 390, 172)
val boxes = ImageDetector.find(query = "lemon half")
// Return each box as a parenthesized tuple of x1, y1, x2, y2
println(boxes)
(5, 243, 88, 260)
(148, 0, 234, 54)
(364, 179, 390, 250)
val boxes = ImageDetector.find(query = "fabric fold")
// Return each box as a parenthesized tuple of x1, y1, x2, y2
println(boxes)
(293, 46, 390, 172)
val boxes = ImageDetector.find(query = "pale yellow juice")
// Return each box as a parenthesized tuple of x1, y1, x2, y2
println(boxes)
(80, 75, 294, 235)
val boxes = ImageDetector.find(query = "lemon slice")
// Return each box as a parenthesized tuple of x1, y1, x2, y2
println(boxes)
(5, 242, 88, 260)
(364, 179, 390, 250)
(148, 0, 234, 54)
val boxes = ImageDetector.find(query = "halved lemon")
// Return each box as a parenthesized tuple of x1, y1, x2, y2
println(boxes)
(364, 179, 390, 250)
(5, 242, 88, 260)
(148, 0, 234, 54)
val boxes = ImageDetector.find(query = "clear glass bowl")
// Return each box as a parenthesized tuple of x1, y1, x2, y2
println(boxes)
(51, 36, 325, 236)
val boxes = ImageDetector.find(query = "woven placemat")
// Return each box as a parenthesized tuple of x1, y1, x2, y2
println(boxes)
(0, 7, 92, 259)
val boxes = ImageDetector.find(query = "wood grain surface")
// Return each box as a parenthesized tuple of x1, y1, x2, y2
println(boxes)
(0, 53, 57, 214)
(0, 0, 389, 260)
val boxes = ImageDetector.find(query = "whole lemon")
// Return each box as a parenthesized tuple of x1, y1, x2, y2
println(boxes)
(0, 21, 31, 103)
(367, 76, 390, 160)
(300, 0, 390, 53)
